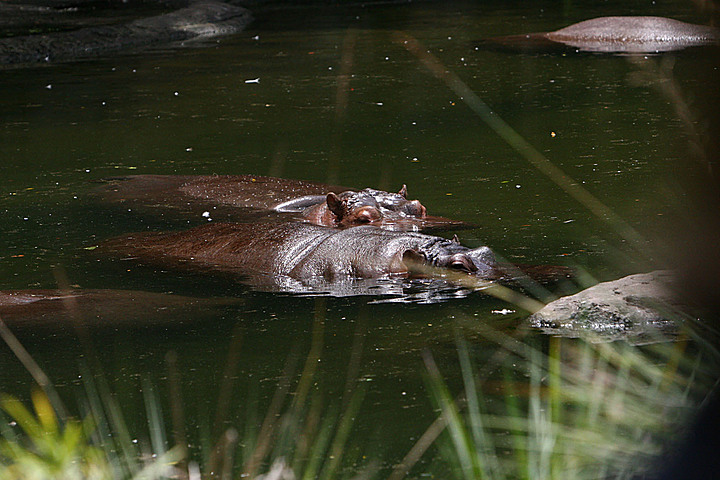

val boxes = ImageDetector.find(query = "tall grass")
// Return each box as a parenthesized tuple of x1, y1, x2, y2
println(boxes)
(0, 300, 375, 480)
(0, 389, 110, 480)
(0, 373, 183, 480)
(1, 307, 718, 480)
(413, 318, 718, 480)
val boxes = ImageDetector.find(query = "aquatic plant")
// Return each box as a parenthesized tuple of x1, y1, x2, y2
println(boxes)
(0, 384, 183, 480)
(1, 300, 718, 480)
(0, 314, 182, 480)
(0, 302, 374, 480)
(202, 300, 374, 480)
(0, 389, 109, 480)
(396, 318, 718, 480)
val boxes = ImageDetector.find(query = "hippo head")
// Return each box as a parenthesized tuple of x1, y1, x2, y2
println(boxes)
(360, 185, 427, 218)
(326, 191, 383, 226)
(402, 236, 496, 275)
(303, 185, 430, 228)
(325, 185, 427, 227)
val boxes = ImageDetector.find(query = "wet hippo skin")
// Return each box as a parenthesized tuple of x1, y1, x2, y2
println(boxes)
(97, 222, 571, 285)
(482, 16, 720, 53)
(0, 289, 240, 330)
(95, 174, 464, 231)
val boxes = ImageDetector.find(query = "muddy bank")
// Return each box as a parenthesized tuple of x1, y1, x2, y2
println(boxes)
(0, 0, 252, 66)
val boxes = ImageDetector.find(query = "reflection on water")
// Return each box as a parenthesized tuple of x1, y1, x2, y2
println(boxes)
(249, 274, 480, 303)
(0, 0, 718, 476)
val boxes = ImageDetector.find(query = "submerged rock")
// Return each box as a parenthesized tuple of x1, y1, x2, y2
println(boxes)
(481, 16, 720, 54)
(545, 16, 720, 53)
(528, 270, 684, 343)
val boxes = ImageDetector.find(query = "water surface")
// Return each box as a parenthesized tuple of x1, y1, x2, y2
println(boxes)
(0, 0, 717, 474)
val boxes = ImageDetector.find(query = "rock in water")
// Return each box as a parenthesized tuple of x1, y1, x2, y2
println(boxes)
(481, 16, 720, 54)
(528, 270, 685, 343)
(0, 1, 253, 65)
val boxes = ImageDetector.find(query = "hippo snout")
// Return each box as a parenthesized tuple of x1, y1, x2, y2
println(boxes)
(466, 247, 496, 274)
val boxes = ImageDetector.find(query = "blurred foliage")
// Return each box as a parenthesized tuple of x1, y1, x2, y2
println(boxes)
(0, 389, 110, 480)
(422, 322, 718, 480)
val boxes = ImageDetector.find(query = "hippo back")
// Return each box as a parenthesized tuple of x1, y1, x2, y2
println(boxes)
(99, 222, 337, 276)
(178, 175, 346, 209)
(98, 223, 476, 279)
(93, 174, 465, 231)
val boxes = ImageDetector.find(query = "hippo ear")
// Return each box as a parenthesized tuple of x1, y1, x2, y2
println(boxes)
(452, 234, 460, 244)
(326, 192, 346, 220)
(398, 184, 408, 198)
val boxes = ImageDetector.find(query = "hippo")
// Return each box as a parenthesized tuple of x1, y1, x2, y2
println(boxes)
(0, 289, 240, 330)
(481, 16, 720, 53)
(93, 174, 463, 231)
(97, 222, 571, 291)
(285, 185, 427, 228)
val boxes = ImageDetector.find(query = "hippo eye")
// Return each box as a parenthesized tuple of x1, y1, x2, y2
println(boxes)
(447, 255, 478, 273)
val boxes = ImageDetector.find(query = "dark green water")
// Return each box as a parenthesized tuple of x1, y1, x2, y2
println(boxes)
(1, 0, 718, 475)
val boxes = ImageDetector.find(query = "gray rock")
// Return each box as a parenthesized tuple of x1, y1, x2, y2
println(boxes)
(546, 16, 720, 53)
(0, 0, 253, 65)
(528, 270, 684, 343)
(481, 16, 720, 54)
